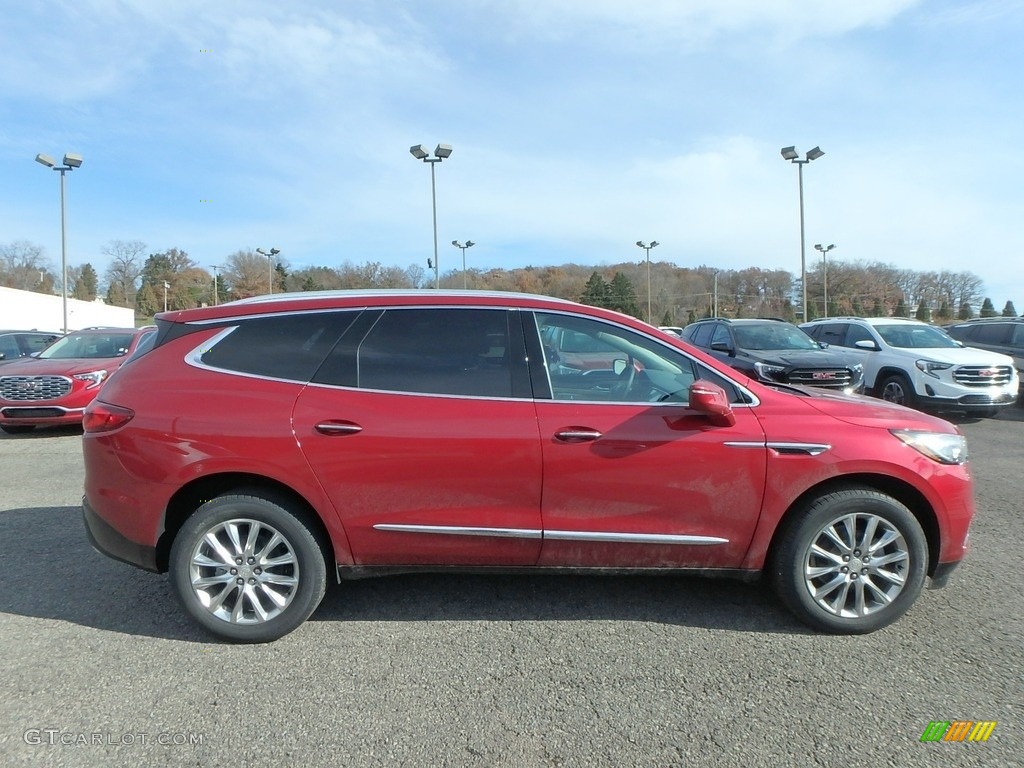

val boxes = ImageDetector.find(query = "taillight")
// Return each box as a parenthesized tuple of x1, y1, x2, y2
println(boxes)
(83, 401, 135, 433)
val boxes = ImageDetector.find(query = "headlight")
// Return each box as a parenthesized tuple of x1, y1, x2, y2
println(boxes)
(915, 359, 952, 378)
(753, 361, 786, 381)
(890, 429, 968, 465)
(73, 370, 109, 389)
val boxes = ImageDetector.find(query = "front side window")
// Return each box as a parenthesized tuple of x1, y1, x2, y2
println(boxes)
(534, 312, 708, 404)
(971, 324, 1010, 345)
(355, 308, 516, 398)
(710, 323, 732, 349)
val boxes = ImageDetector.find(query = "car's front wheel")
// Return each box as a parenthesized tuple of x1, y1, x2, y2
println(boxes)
(877, 373, 916, 408)
(169, 493, 328, 643)
(770, 488, 927, 634)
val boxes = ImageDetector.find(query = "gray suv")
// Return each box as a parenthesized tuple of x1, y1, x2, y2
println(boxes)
(945, 318, 1024, 401)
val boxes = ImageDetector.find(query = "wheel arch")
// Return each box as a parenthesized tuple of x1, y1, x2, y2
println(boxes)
(765, 473, 940, 578)
(156, 472, 336, 575)
(871, 365, 917, 395)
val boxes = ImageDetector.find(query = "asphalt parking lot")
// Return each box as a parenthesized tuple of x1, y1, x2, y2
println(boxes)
(1, 411, 1021, 767)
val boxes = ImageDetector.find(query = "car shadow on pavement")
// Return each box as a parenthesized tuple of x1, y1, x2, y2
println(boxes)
(0, 505, 813, 641)
(0, 425, 83, 440)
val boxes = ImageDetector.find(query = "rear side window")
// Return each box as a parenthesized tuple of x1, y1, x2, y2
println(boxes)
(970, 324, 1010, 344)
(200, 312, 355, 382)
(688, 323, 714, 347)
(355, 308, 515, 398)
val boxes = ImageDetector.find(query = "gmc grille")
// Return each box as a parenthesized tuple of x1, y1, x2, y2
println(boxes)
(953, 365, 1014, 387)
(787, 368, 853, 389)
(0, 375, 72, 401)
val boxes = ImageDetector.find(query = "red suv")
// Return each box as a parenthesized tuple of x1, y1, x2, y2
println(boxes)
(82, 292, 975, 642)
(0, 327, 154, 434)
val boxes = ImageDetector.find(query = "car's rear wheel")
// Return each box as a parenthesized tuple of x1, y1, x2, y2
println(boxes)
(878, 373, 916, 408)
(770, 488, 927, 634)
(169, 493, 328, 643)
(0, 425, 35, 435)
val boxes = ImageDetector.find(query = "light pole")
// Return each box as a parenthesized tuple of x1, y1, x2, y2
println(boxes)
(162, 281, 170, 312)
(35, 152, 83, 333)
(713, 270, 720, 318)
(780, 145, 824, 322)
(635, 240, 659, 322)
(410, 143, 453, 289)
(814, 243, 836, 317)
(451, 240, 475, 289)
(256, 247, 280, 294)
(210, 265, 222, 305)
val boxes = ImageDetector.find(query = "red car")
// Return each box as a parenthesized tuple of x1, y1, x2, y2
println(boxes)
(81, 291, 974, 642)
(0, 327, 154, 434)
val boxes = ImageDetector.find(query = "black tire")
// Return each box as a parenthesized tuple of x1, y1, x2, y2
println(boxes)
(0, 425, 35, 435)
(169, 493, 328, 643)
(769, 488, 927, 634)
(877, 373, 916, 409)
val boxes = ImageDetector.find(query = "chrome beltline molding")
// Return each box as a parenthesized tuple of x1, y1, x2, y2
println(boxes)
(725, 440, 831, 456)
(374, 524, 727, 545)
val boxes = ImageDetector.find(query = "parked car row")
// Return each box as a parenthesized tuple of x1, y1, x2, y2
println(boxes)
(0, 326, 155, 434)
(79, 290, 975, 642)
(676, 315, 1018, 417)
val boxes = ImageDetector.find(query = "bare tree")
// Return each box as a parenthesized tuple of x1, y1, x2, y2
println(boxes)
(0, 241, 53, 292)
(102, 240, 147, 306)
(223, 250, 270, 299)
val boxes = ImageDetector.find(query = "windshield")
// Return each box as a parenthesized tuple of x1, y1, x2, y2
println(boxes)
(875, 324, 960, 349)
(38, 332, 135, 359)
(733, 323, 818, 350)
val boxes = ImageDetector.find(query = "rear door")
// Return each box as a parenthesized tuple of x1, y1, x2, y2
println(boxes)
(293, 307, 544, 567)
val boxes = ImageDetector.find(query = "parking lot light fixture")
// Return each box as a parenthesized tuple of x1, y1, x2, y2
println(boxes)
(781, 145, 825, 322)
(36, 152, 83, 333)
(451, 240, 475, 289)
(636, 240, 660, 322)
(256, 247, 281, 294)
(814, 243, 836, 317)
(410, 143, 453, 288)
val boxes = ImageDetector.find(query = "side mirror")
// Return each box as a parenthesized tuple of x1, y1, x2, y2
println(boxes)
(710, 341, 733, 355)
(689, 380, 736, 426)
(0, 352, 5, 360)
(613, 358, 628, 376)
(817, 341, 829, 349)
(854, 339, 879, 351)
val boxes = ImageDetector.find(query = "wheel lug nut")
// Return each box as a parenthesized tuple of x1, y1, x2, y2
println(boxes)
(851, 573, 858, 579)
(236, 577, 244, 585)
(843, 555, 850, 562)
(230, 568, 238, 575)
(861, 568, 868, 575)
(248, 578, 256, 585)
(247, 557, 255, 564)
(236, 557, 243, 565)
(254, 567, 262, 575)
(841, 567, 849, 573)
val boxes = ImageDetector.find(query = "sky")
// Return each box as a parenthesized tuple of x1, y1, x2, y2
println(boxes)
(2, 0, 1023, 309)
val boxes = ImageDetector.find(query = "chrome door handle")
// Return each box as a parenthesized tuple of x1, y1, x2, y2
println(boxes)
(554, 428, 602, 442)
(314, 421, 363, 435)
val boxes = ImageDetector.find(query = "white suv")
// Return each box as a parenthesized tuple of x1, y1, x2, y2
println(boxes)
(801, 317, 1018, 416)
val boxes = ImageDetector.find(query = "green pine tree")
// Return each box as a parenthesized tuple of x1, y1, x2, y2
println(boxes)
(607, 272, 640, 317)
(979, 298, 997, 317)
(893, 298, 908, 317)
(579, 272, 610, 308)
(1002, 300, 1017, 317)
(915, 300, 931, 322)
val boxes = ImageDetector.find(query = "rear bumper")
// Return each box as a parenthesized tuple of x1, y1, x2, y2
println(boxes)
(82, 495, 160, 572)
(929, 560, 962, 589)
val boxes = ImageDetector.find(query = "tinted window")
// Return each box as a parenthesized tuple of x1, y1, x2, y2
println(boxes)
(534, 312, 700, 403)
(201, 312, 354, 382)
(710, 323, 732, 348)
(970, 324, 1010, 344)
(356, 308, 515, 398)
(0, 335, 19, 360)
(846, 324, 875, 346)
(23, 333, 59, 354)
(813, 323, 849, 347)
(875, 324, 958, 349)
(688, 323, 714, 347)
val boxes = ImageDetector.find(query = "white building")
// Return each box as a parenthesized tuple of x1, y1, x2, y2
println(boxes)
(0, 286, 135, 331)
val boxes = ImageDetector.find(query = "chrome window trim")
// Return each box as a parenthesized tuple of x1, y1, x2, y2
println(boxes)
(767, 442, 832, 456)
